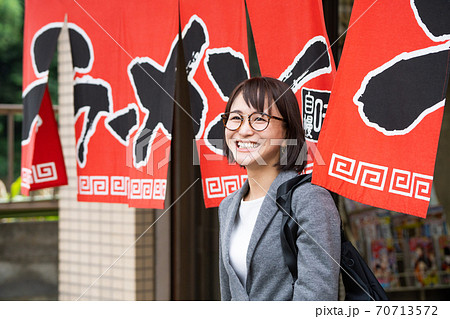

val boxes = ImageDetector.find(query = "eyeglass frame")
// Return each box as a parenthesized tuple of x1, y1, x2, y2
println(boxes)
(221, 111, 285, 132)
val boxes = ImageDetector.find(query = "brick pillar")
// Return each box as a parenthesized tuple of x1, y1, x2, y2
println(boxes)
(57, 21, 157, 301)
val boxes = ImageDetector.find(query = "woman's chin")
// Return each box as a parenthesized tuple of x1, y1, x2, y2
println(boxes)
(233, 153, 263, 168)
(232, 147, 280, 168)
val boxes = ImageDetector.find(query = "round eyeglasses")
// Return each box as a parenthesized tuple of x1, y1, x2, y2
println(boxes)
(221, 112, 285, 131)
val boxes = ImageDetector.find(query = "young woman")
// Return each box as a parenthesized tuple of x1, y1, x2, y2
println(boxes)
(218, 77, 341, 301)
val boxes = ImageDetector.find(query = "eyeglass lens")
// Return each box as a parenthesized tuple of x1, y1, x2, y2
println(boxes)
(225, 113, 270, 131)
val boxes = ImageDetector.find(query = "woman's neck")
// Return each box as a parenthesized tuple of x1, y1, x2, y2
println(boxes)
(243, 165, 280, 201)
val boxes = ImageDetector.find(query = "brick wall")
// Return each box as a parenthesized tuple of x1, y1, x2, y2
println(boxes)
(57, 22, 157, 301)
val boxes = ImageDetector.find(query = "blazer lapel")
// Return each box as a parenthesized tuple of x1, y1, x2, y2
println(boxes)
(245, 171, 298, 279)
(222, 182, 248, 267)
(221, 181, 250, 298)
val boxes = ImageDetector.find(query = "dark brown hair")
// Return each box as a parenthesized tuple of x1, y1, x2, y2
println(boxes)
(223, 77, 307, 172)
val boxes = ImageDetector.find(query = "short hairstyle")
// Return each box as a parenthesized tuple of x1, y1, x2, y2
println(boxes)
(223, 77, 307, 173)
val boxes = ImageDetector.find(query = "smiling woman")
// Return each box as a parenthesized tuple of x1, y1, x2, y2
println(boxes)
(223, 91, 287, 173)
(222, 77, 306, 177)
(217, 77, 341, 300)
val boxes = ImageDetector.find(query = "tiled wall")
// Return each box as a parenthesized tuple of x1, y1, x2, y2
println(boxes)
(57, 22, 156, 301)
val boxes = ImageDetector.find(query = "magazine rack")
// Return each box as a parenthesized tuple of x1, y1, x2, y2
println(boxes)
(340, 199, 450, 301)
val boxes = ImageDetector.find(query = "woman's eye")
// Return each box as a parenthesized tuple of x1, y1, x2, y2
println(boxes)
(229, 116, 242, 121)
(254, 116, 268, 122)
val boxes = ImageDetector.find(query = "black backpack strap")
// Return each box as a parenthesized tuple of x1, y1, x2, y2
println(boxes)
(277, 174, 389, 300)
(276, 173, 312, 282)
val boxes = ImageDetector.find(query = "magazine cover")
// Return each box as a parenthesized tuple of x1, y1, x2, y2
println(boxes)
(438, 235, 450, 285)
(370, 238, 399, 288)
(409, 237, 439, 286)
(349, 210, 379, 256)
(422, 206, 447, 237)
(343, 197, 372, 212)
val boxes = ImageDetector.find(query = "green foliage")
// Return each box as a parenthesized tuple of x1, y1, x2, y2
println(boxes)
(0, 116, 8, 181)
(0, 0, 58, 104)
(0, 0, 23, 48)
(0, 113, 23, 183)
(10, 176, 21, 198)
(0, 213, 59, 221)
(0, 0, 54, 183)
(0, 0, 24, 104)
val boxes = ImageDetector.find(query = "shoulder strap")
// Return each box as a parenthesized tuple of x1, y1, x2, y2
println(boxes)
(277, 175, 389, 300)
(276, 173, 312, 282)
(276, 173, 312, 213)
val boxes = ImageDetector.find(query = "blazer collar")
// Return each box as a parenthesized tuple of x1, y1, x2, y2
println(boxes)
(245, 171, 298, 276)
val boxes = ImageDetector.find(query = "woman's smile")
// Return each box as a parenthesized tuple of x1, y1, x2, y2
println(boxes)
(235, 140, 261, 151)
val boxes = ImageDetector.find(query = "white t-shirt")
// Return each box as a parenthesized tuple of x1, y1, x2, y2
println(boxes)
(229, 196, 265, 287)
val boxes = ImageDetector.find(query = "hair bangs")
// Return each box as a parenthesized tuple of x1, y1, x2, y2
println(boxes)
(241, 79, 275, 114)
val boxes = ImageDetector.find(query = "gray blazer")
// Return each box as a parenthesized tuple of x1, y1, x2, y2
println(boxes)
(218, 170, 341, 301)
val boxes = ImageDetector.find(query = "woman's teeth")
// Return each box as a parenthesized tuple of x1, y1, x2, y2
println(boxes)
(237, 142, 259, 149)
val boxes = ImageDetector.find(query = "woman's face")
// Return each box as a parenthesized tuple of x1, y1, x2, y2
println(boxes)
(225, 93, 286, 170)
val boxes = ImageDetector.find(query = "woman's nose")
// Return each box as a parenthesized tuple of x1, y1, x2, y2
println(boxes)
(238, 117, 254, 135)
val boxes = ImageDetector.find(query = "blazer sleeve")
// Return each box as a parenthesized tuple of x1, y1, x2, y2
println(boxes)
(218, 205, 231, 301)
(291, 184, 341, 301)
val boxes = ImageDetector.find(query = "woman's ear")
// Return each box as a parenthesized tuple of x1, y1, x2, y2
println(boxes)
(282, 126, 289, 143)
(281, 138, 287, 147)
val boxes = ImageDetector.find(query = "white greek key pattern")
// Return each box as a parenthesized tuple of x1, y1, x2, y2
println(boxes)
(78, 176, 166, 200)
(142, 179, 153, 199)
(21, 168, 33, 189)
(205, 177, 224, 198)
(111, 176, 129, 196)
(205, 175, 247, 199)
(413, 173, 433, 201)
(222, 176, 240, 196)
(240, 175, 248, 186)
(130, 179, 143, 199)
(356, 162, 388, 191)
(91, 176, 108, 195)
(328, 153, 433, 201)
(328, 154, 358, 183)
(31, 162, 58, 183)
(153, 179, 166, 199)
(79, 176, 92, 195)
(79, 176, 108, 195)
(21, 162, 58, 189)
(389, 169, 413, 197)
